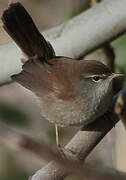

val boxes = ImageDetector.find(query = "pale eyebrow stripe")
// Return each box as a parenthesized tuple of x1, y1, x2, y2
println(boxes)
(81, 74, 107, 78)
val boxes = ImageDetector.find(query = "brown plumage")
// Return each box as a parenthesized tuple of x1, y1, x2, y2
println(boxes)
(2, 2, 121, 147)
(1, 2, 111, 102)
(11, 56, 76, 100)
(11, 56, 112, 101)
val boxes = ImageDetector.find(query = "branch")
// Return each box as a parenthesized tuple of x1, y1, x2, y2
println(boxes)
(30, 88, 126, 180)
(0, 122, 126, 180)
(0, 0, 126, 85)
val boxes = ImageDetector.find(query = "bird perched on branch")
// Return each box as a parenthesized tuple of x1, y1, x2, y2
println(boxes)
(1, 2, 123, 149)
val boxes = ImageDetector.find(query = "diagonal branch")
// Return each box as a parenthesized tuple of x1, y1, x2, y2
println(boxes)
(0, 119, 126, 180)
(0, 0, 126, 85)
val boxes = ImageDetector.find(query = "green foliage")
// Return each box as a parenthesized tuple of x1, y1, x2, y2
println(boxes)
(2, 173, 29, 180)
(96, 0, 102, 2)
(0, 102, 29, 126)
(112, 34, 126, 68)
(111, 34, 126, 90)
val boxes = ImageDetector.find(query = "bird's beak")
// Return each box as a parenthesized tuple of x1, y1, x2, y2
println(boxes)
(112, 73, 124, 79)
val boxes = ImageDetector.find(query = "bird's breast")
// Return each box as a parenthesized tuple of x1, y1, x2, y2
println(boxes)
(37, 90, 111, 127)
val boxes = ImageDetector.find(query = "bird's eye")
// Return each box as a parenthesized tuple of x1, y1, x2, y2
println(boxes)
(91, 75, 101, 82)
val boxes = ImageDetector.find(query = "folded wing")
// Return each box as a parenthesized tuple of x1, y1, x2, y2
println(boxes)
(11, 56, 75, 100)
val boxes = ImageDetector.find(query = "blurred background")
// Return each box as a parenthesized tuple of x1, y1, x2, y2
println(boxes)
(0, 0, 126, 179)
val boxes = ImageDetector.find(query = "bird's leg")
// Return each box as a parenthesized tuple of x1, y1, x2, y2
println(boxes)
(55, 124, 59, 147)
(55, 124, 66, 158)
(55, 124, 62, 150)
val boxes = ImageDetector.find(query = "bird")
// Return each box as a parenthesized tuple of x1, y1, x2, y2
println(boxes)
(1, 2, 123, 149)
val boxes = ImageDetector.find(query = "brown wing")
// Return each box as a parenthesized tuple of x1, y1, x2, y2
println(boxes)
(1, 2, 55, 60)
(11, 56, 75, 100)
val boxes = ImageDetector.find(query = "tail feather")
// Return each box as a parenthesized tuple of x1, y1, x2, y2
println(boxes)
(1, 2, 55, 60)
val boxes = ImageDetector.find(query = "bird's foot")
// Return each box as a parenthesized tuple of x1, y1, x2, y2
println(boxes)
(57, 144, 66, 159)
